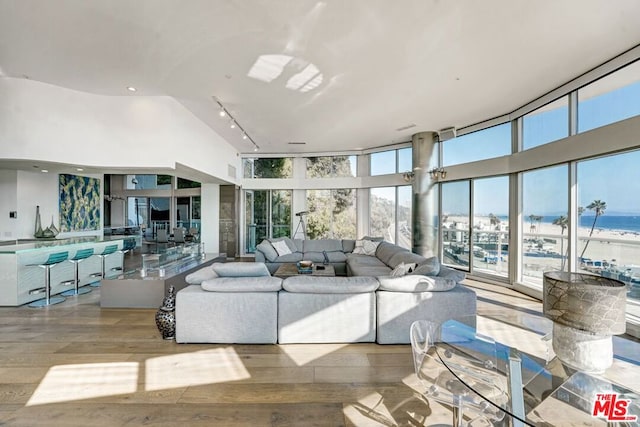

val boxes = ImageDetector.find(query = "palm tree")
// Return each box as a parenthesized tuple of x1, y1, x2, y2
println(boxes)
(528, 214, 537, 233)
(579, 200, 607, 260)
(553, 215, 568, 270)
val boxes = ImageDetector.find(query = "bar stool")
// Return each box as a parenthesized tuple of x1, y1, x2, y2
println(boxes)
(89, 244, 119, 287)
(61, 248, 94, 296)
(111, 239, 136, 273)
(28, 251, 70, 308)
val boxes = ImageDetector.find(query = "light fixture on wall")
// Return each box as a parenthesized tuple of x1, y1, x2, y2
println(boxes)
(402, 171, 415, 182)
(428, 167, 447, 180)
(213, 97, 260, 152)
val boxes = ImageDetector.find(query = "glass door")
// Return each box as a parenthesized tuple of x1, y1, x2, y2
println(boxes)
(245, 190, 292, 252)
(441, 181, 471, 271)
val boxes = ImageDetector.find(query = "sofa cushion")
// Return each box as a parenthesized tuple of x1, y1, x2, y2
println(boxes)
(387, 250, 425, 269)
(375, 241, 406, 266)
(411, 256, 441, 276)
(304, 251, 347, 264)
(185, 265, 219, 285)
(342, 239, 356, 253)
(271, 240, 291, 256)
(283, 276, 379, 293)
(353, 239, 380, 255)
(201, 276, 283, 292)
(256, 241, 278, 262)
(274, 252, 304, 263)
(303, 239, 343, 252)
(349, 263, 392, 277)
(377, 274, 456, 292)
(269, 237, 298, 253)
(347, 253, 385, 266)
(212, 262, 271, 277)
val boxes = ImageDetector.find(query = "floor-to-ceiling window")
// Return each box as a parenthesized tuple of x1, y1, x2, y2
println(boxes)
(521, 166, 568, 287)
(306, 189, 356, 239)
(577, 151, 640, 301)
(441, 181, 471, 270)
(368, 185, 412, 247)
(472, 176, 509, 278)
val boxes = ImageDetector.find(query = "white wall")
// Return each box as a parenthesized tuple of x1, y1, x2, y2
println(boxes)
(200, 184, 220, 254)
(0, 78, 239, 183)
(0, 170, 18, 240)
(14, 170, 104, 240)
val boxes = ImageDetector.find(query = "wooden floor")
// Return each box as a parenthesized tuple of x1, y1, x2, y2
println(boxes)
(0, 278, 638, 426)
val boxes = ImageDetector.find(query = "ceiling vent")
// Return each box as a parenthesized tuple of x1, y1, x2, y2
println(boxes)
(287, 142, 307, 145)
(395, 123, 416, 131)
(438, 127, 457, 141)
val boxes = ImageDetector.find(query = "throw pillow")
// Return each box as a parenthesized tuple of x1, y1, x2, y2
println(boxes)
(271, 240, 292, 256)
(390, 262, 418, 277)
(411, 256, 441, 276)
(353, 239, 380, 255)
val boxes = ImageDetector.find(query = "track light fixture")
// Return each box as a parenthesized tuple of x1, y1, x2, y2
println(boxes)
(213, 97, 260, 152)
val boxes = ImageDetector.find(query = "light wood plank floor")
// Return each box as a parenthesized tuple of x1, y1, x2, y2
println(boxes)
(0, 279, 637, 426)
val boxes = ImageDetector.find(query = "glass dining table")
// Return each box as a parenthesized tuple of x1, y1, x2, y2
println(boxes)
(432, 316, 640, 426)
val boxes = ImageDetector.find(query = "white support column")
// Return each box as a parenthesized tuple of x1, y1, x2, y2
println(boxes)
(200, 183, 220, 254)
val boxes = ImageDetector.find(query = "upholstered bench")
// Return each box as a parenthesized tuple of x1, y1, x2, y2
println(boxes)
(277, 275, 380, 343)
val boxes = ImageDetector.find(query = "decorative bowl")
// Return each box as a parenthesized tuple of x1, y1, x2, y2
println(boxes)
(299, 260, 313, 269)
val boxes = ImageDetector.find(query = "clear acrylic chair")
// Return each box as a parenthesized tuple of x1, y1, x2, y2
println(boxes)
(410, 319, 508, 426)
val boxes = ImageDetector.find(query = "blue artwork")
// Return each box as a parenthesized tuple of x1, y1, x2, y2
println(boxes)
(59, 174, 101, 232)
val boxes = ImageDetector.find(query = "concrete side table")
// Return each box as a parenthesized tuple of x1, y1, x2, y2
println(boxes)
(543, 271, 627, 373)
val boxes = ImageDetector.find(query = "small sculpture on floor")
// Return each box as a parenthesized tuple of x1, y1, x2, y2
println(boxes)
(155, 286, 176, 340)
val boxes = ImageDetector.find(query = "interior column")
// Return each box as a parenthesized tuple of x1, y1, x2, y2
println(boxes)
(411, 131, 439, 257)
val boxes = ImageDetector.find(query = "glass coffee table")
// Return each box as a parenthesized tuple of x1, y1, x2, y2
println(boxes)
(274, 263, 335, 278)
(430, 317, 639, 426)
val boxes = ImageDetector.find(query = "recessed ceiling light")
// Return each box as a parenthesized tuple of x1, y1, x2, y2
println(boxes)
(230, 121, 236, 129)
(41, 169, 48, 173)
(127, 86, 137, 92)
(242, 133, 248, 140)
(76, 168, 84, 172)
(219, 110, 226, 117)
(253, 147, 258, 152)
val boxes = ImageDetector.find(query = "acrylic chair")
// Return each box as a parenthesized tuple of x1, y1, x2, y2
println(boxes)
(410, 319, 508, 427)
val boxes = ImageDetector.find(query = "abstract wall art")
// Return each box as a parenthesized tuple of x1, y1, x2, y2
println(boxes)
(59, 174, 101, 232)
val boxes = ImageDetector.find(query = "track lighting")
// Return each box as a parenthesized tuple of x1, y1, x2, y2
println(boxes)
(213, 97, 259, 152)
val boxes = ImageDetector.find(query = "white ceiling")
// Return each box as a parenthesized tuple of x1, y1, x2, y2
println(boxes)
(1, 0, 639, 156)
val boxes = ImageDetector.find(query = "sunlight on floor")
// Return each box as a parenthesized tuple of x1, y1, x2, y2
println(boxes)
(279, 343, 348, 366)
(27, 362, 138, 406)
(145, 347, 250, 391)
(477, 316, 550, 360)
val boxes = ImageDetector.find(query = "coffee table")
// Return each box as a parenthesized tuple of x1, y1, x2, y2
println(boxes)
(432, 317, 639, 426)
(274, 263, 335, 278)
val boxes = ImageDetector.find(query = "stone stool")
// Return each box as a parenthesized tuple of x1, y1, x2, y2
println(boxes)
(89, 244, 119, 287)
(61, 248, 94, 296)
(28, 251, 70, 308)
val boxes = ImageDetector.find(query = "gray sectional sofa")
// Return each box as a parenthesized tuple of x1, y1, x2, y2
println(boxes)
(176, 238, 477, 344)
